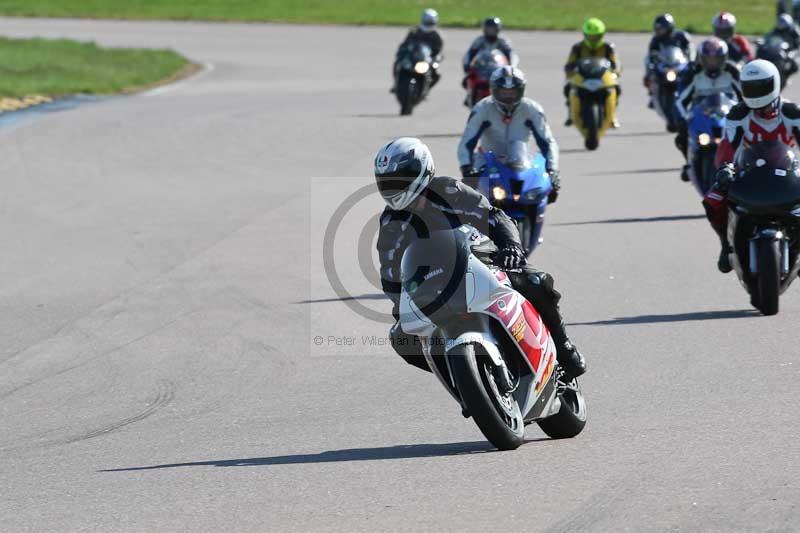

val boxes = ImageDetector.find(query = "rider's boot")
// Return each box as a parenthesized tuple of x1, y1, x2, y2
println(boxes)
(681, 164, 691, 182)
(510, 269, 586, 380)
(718, 240, 733, 274)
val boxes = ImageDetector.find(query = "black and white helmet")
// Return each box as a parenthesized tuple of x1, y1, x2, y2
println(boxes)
(490, 66, 526, 115)
(777, 13, 795, 32)
(419, 9, 439, 33)
(374, 137, 434, 210)
(653, 13, 675, 37)
(741, 59, 781, 109)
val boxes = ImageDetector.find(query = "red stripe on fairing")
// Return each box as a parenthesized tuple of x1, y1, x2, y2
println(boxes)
(485, 294, 555, 385)
(519, 300, 547, 372)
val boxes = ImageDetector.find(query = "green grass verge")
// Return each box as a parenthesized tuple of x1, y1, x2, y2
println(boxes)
(0, 36, 190, 98)
(0, 0, 779, 34)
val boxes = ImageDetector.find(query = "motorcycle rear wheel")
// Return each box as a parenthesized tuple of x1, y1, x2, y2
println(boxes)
(756, 239, 781, 316)
(537, 378, 587, 439)
(449, 344, 525, 450)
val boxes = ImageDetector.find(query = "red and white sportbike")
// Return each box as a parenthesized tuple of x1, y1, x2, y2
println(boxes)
(399, 227, 587, 450)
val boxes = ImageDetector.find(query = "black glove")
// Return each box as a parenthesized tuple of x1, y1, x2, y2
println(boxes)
(461, 164, 480, 178)
(714, 163, 736, 191)
(547, 169, 561, 204)
(461, 75, 468, 89)
(496, 243, 527, 270)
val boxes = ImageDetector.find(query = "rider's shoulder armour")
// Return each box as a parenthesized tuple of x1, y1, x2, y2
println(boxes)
(727, 102, 750, 121)
(723, 62, 741, 79)
(781, 100, 800, 119)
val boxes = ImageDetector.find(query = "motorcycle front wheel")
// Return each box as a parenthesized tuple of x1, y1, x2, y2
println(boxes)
(449, 343, 524, 450)
(583, 99, 600, 150)
(756, 239, 781, 316)
(397, 71, 414, 115)
(537, 378, 587, 439)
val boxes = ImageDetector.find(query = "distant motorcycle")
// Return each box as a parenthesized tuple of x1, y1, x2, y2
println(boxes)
(687, 93, 735, 195)
(398, 226, 587, 450)
(648, 45, 690, 132)
(395, 42, 437, 115)
(756, 35, 797, 89)
(726, 142, 800, 315)
(477, 143, 552, 257)
(465, 49, 508, 108)
(568, 58, 619, 150)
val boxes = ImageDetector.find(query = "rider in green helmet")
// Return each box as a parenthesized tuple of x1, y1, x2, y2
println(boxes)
(563, 17, 622, 126)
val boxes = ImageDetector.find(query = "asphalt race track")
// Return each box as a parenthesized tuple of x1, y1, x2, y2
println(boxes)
(1, 18, 798, 532)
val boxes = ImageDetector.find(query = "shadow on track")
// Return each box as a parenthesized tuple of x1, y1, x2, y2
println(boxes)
(297, 292, 385, 304)
(415, 133, 462, 139)
(100, 441, 513, 472)
(586, 167, 680, 176)
(607, 130, 671, 138)
(554, 214, 705, 226)
(569, 309, 758, 326)
(354, 113, 402, 118)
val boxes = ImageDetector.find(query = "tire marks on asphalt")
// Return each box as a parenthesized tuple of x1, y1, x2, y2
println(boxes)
(0, 380, 175, 451)
(65, 380, 175, 444)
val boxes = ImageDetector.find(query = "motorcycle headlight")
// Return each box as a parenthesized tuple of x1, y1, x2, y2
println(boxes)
(698, 133, 711, 146)
(492, 186, 507, 201)
(413, 61, 430, 75)
(665, 70, 677, 82)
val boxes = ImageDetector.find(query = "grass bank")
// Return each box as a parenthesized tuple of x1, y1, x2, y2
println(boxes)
(0, 1, 778, 34)
(0, 36, 191, 98)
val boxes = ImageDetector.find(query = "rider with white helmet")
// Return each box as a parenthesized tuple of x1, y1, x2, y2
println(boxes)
(375, 137, 586, 379)
(457, 66, 560, 198)
(704, 59, 800, 272)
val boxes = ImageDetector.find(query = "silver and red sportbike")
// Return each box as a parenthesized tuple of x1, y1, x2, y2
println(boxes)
(399, 226, 587, 450)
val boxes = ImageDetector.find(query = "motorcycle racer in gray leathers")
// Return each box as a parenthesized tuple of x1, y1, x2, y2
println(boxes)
(374, 137, 586, 380)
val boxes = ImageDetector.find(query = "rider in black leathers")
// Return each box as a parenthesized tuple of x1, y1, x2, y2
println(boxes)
(393, 9, 443, 91)
(373, 137, 586, 380)
(768, 13, 800, 50)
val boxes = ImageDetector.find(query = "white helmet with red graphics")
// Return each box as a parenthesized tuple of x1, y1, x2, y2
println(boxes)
(741, 59, 781, 110)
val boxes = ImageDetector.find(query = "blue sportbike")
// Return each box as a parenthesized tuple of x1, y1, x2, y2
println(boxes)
(686, 93, 736, 196)
(477, 144, 553, 257)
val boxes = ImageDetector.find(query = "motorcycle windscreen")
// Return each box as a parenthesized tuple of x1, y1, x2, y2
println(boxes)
(660, 45, 686, 67)
(577, 58, 610, 79)
(472, 49, 507, 79)
(400, 228, 470, 322)
(694, 93, 735, 120)
(506, 140, 533, 171)
(412, 43, 433, 63)
(729, 142, 800, 210)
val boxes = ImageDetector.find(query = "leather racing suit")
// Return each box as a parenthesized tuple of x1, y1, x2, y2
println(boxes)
(674, 62, 743, 159)
(564, 40, 622, 116)
(725, 35, 755, 64)
(394, 28, 444, 88)
(377, 176, 577, 373)
(457, 96, 559, 188)
(463, 35, 518, 72)
(703, 99, 800, 239)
